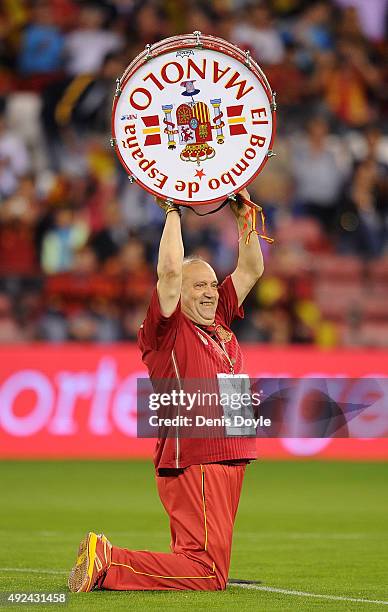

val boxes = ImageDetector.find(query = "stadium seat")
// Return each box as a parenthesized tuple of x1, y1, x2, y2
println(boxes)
(311, 255, 364, 281)
(367, 258, 388, 283)
(360, 323, 388, 347)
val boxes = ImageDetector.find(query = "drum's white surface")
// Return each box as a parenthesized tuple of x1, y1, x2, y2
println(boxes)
(113, 47, 273, 205)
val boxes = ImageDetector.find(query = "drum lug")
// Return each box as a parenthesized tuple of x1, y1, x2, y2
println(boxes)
(267, 149, 276, 158)
(244, 50, 251, 68)
(115, 78, 121, 97)
(270, 91, 277, 111)
(110, 137, 116, 148)
(145, 43, 153, 60)
(127, 174, 135, 183)
(193, 30, 202, 48)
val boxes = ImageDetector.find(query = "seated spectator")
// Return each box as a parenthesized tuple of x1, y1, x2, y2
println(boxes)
(90, 200, 129, 265)
(232, 4, 285, 65)
(347, 125, 388, 220)
(69, 53, 126, 136)
(0, 292, 25, 343)
(130, 4, 168, 46)
(17, 287, 43, 341)
(265, 43, 307, 120)
(292, 1, 333, 54)
(68, 311, 98, 342)
(41, 205, 89, 274)
(67, 305, 120, 343)
(349, 124, 388, 169)
(119, 238, 154, 304)
(337, 159, 386, 258)
(38, 296, 68, 342)
(291, 116, 344, 232)
(0, 102, 30, 198)
(17, 1, 64, 81)
(0, 175, 39, 275)
(121, 302, 149, 341)
(44, 245, 121, 306)
(309, 39, 381, 127)
(64, 3, 123, 76)
(186, 6, 216, 36)
(0, 2, 28, 90)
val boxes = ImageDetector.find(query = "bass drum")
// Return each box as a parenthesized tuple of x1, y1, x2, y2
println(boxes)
(112, 32, 276, 206)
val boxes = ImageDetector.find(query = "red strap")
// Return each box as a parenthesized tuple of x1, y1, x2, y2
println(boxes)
(237, 195, 274, 245)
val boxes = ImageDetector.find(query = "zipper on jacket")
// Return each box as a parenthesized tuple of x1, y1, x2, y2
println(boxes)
(171, 349, 182, 468)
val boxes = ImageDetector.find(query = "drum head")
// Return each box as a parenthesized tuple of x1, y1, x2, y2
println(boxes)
(112, 33, 276, 206)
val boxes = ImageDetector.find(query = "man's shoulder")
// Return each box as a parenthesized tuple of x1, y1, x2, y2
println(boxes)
(137, 295, 190, 354)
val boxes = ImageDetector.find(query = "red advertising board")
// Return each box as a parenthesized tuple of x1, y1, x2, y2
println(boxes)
(0, 344, 387, 460)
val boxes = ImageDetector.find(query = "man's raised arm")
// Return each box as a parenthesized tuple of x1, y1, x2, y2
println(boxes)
(156, 202, 184, 317)
(231, 189, 264, 307)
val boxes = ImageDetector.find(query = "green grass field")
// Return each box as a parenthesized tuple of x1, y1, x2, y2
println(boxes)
(0, 460, 387, 611)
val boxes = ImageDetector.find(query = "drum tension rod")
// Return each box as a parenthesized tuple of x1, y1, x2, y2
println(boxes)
(193, 31, 202, 48)
(267, 150, 276, 158)
(227, 193, 237, 202)
(115, 78, 121, 97)
(270, 92, 277, 111)
(127, 174, 135, 183)
(110, 137, 116, 148)
(244, 50, 251, 68)
(145, 44, 153, 60)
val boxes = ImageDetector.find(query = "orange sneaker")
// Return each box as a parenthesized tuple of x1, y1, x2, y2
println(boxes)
(68, 532, 112, 592)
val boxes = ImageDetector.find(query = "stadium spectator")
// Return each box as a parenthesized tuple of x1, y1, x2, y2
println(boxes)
(41, 204, 89, 274)
(337, 159, 386, 258)
(292, 1, 333, 54)
(0, 174, 39, 276)
(291, 116, 345, 232)
(186, 5, 216, 36)
(63, 3, 123, 77)
(17, 1, 64, 80)
(119, 238, 154, 304)
(0, 102, 30, 198)
(0, 292, 26, 343)
(309, 38, 381, 127)
(90, 199, 129, 264)
(232, 4, 285, 64)
(129, 3, 168, 47)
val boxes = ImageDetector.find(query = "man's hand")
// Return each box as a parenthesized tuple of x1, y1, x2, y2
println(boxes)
(155, 197, 181, 215)
(155, 197, 169, 212)
(229, 188, 257, 218)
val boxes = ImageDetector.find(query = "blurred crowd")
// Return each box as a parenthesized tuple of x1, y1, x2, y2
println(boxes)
(0, 0, 387, 346)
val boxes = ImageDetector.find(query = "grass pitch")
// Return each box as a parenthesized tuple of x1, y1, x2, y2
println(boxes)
(0, 460, 387, 611)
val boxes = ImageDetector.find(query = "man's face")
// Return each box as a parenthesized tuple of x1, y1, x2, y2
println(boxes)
(181, 261, 219, 325)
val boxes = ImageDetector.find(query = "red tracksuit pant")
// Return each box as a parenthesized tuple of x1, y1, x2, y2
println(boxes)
(102, 463, 246, 591)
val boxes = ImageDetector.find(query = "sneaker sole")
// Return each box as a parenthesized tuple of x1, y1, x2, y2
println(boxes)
(68, 532, 97, 592)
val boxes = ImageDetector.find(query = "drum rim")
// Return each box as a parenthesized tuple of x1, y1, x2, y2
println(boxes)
(118, 33, 273, 97)
(112, 33, 276, 206)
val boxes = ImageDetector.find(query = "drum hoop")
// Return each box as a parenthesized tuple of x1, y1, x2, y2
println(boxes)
(119, 34, 273, 97)
(112, 34, 276, 206)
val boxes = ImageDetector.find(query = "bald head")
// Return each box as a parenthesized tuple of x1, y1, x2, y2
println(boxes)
(182, 257, 214, 276)
(181, 260, 219, 325)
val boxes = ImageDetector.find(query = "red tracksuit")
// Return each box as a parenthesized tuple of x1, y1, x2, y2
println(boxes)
(102, 276, 256, 591)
